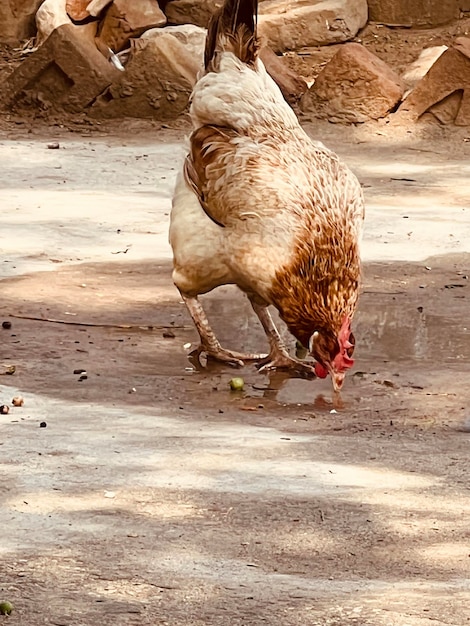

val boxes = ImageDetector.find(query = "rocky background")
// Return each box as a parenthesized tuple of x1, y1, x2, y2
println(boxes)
(0, 0, 469, 127)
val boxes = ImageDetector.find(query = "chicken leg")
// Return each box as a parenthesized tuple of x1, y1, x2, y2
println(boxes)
(249, 299, 317, 379)
(181, 293, 268, 366)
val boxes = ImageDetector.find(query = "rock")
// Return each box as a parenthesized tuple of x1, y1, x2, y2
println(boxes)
(36, 0, 72, 45)
(258, 0, 368, 53)
(86, 0, 114, 16)
(429, 91, 464, 124)
(1, 23, 120, 113)
(164, 0, 223, 28)
(368, 0, 459, 27)
(66, 0, 92, 21)
(140, 23, 206, 61)
(259, 47, 308, 104)
(96, 0, 167, 53)
(0, 0, 44, 43)
(301, 43, 405, 123)
(91, 32, 200, 119)
(402, 46, 448, 96)
(398, 38, 470, 126)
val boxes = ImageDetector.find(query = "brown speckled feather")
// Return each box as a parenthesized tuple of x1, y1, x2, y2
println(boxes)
(184, 125, 240, 227)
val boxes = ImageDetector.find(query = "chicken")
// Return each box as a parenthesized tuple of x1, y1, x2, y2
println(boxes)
(169, 0, 364, 391)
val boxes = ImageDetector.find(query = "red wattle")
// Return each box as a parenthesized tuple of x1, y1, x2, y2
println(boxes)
(314, 362, 328, 379)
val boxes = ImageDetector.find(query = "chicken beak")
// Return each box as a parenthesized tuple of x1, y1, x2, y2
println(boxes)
(331, 370, 346, 393)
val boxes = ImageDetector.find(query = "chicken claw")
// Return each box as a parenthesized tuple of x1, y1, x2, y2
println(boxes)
(191, 344, 267, 368)
(180, 292, 267, 367)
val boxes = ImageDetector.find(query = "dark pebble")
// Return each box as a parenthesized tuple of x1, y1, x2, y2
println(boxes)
(162, 330, 175, 338)
(0, 405, 9, 414)
(78, 375, 88, 381)
(2, 321, 12, 329)
(73, 369, 86, 375)
(40, 421, 47, 428)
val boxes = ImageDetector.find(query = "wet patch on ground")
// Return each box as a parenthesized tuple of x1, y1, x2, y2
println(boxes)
(1, 253, 468, 434)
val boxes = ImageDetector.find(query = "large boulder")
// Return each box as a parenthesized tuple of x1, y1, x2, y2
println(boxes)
(0, 0, 43, 44)
(96, 0, 167, 53)
(164, 0, 223, 28)
(368, 0, 458, 27)
(92, 30, 201, 119)
(258, 0, 368, 53)
(301, 43, 405, 123)
(1, 23, 119, 113)
(398, 38, 470, 126)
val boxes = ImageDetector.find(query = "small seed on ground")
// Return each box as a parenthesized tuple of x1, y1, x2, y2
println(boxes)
(229, 377, 245, 391)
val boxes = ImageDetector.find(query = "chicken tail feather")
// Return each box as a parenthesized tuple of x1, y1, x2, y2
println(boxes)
(205, 0, 259, 70)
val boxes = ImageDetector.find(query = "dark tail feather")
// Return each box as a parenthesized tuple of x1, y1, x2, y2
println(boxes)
(205, 0, 259, 69)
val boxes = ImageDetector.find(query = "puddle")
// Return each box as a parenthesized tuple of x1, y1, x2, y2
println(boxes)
(183, 272, 470, 411)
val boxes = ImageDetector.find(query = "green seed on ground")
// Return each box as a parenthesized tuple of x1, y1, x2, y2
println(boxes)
(229, 377, 245, 391)
(0, 601, 13, 615)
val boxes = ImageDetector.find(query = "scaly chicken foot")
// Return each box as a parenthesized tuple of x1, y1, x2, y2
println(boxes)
(181, 293, 268, 367)
(250, 300, 317, 379)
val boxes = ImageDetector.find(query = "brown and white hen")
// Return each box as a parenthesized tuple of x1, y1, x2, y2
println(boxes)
(170, 0, 364, 391)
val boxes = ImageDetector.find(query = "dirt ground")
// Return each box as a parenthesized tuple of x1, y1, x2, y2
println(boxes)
(0, 16, 470, 626)
(0, 116, 469, 626)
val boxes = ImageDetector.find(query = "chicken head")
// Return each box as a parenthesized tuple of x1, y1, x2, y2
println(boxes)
(309, 317, 355, 392)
